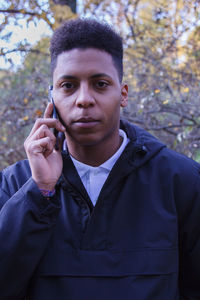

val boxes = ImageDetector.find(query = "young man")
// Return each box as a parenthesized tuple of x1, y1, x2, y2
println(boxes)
(0, 18, 200, 300)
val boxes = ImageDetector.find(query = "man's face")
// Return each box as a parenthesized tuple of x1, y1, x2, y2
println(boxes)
(52, 48, 128, 148)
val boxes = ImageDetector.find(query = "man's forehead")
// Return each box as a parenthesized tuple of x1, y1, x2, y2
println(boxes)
(53, 48, 118, 79)
(56, 48, 113, 64)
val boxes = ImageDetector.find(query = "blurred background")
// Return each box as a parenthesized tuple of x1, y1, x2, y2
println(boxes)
(0, 0, 200, 170)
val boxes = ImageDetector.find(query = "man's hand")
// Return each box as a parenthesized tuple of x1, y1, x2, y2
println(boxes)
(24, 103, 66, 191)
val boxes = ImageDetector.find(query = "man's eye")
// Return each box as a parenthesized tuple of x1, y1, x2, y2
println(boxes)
(96, 81, 108, 88)
(61, 82, 75, 89)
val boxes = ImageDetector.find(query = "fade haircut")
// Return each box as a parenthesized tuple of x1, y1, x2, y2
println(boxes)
(50, 18, 123, 82)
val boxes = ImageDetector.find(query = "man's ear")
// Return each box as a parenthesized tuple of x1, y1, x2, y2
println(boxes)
(120, 83, 128, 107)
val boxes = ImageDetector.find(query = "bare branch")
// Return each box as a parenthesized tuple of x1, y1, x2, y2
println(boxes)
(0, 9, 39, 16)
(0, 48, 49, 56)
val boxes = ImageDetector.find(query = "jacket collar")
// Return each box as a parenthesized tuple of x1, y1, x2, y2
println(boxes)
(119, 118, 166, 168)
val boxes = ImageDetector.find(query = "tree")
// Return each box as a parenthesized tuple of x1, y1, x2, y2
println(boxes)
(84, 0, 200, 160)
(0, 0, 76, 66)
(0, 37, 51, 169)
(0, 0, 200, 170)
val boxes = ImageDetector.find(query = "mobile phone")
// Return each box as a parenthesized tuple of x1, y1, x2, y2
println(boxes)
(48, 86, 58, 118)
(48, 85, 60, 150)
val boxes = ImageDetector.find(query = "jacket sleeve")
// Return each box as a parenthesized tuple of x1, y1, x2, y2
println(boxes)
(175, 159, 200, 299)
(0, 167, 61, 299)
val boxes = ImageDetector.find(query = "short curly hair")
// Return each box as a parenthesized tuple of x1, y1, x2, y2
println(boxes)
(50, 18, 123, 81)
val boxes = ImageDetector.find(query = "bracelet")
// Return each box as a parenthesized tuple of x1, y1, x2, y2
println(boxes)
(40, 189, 55, 197)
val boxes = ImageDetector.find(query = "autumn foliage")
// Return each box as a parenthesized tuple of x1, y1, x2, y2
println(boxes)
(0, 0, 200, 170)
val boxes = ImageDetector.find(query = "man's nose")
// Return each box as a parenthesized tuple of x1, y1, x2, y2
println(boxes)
(75, 83, 95, 108)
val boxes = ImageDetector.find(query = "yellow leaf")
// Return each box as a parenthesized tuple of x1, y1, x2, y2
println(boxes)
(2, 136, 7, 142)
(22, 116, 29, 121)
(163, 99, 169, 105)
(183, 87, 189, 93)
(154, 89, 160, 94)
(35, 109, 43, 117)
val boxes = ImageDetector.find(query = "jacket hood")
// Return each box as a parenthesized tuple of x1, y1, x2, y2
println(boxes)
(120, 119, 166, 169)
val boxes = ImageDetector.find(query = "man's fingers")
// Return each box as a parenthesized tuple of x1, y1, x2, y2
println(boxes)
(27, 117, 65, 139)
(26, 136, 54, 157)
(35, 118, 65, 132)
(44, 102, 53, 118)
(31, 124, 56, 142)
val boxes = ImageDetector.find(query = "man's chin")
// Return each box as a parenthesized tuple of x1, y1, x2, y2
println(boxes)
(67, 132, 102, 147)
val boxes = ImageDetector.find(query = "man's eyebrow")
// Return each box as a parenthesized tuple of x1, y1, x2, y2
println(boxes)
(57, 73, 112, 81)
(57, 75, 77, 81)
(90, 73, 112, 79)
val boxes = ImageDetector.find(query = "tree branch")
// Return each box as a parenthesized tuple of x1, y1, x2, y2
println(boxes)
(0, 48, 49, 56)
(0, 9, 53, 28)
(0, 9, 38, 16)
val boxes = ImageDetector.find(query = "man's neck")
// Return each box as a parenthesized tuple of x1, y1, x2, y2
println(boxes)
(66, 134, 123, 167)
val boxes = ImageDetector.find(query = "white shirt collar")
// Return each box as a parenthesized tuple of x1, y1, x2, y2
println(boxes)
(69, 129, 129, 178)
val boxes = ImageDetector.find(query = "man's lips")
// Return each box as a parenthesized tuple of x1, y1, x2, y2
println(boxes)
(72, 117, 100, 128)
(74, 117, 98, 122)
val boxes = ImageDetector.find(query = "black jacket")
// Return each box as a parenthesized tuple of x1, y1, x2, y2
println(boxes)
(1, 120, 200, 299)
